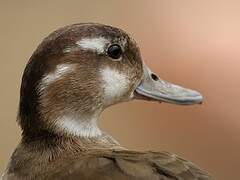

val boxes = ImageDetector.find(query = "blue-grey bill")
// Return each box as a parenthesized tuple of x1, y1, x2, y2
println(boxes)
(135, 65, 203, 105)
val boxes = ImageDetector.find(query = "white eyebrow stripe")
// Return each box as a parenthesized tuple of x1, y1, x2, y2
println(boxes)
(76, 37, 109, 53)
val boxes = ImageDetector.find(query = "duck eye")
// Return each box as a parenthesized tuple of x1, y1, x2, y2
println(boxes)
(107, 44, 122, 59)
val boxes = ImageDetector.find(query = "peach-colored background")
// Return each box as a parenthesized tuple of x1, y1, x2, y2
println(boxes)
(0, 1, 240, 179)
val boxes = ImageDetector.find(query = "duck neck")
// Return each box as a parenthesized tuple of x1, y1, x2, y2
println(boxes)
(20, 110, 123, 150)
(22, 130, 123, 152)
(54, 112, 102, 138)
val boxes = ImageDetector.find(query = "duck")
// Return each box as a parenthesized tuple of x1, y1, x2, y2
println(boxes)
(2, 23, 213, 180)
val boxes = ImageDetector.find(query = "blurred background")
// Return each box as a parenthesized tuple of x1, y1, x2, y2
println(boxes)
(0, 0, 240, 179)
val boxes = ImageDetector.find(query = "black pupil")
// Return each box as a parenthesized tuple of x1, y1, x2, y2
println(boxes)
(107, 44, 122, 59)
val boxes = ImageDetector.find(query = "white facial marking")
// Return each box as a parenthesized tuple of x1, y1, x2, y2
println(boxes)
(101, 67, 130, 104)
(39, 64, 75, 92)
(57, 115, 102, 137)
(76, 37, 109, 53)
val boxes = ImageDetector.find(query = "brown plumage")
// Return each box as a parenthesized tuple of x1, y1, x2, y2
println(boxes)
(5, 137, 212, 180)
(2, 23, 214, 180)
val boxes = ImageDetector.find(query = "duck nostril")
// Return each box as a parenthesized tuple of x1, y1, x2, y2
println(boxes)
(151, 73, 159, 81)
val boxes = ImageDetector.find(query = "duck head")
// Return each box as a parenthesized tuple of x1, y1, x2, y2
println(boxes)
(19, 23, 203, 139)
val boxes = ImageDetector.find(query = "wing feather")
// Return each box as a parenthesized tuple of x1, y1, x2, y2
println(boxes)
(44, 150, 214, 180)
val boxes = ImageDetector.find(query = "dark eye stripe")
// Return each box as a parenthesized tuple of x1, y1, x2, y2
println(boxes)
(107, 44, 122, 59)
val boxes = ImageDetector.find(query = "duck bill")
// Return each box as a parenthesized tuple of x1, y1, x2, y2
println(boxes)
(134, 64, 203, 105)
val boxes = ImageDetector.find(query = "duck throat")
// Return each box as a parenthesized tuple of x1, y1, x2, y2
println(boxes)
(55, 113, 102, 138)
(52, 113, 124, 149)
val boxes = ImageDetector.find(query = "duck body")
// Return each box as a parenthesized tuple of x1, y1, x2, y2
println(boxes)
(4, 140, 211, 180)
(3, 23, 213, 180)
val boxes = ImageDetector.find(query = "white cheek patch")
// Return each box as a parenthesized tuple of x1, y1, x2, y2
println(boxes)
(76, 37, 109, 53)
(57, 115, 102, 137)
(39, 64, 75, 92)
(101, 67, 130, 104)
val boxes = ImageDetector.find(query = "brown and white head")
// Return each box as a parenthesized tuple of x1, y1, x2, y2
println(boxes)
(18, 23, 203, 140)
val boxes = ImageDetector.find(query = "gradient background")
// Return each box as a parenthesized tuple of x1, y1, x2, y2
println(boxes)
(0, 1, 240, 180)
